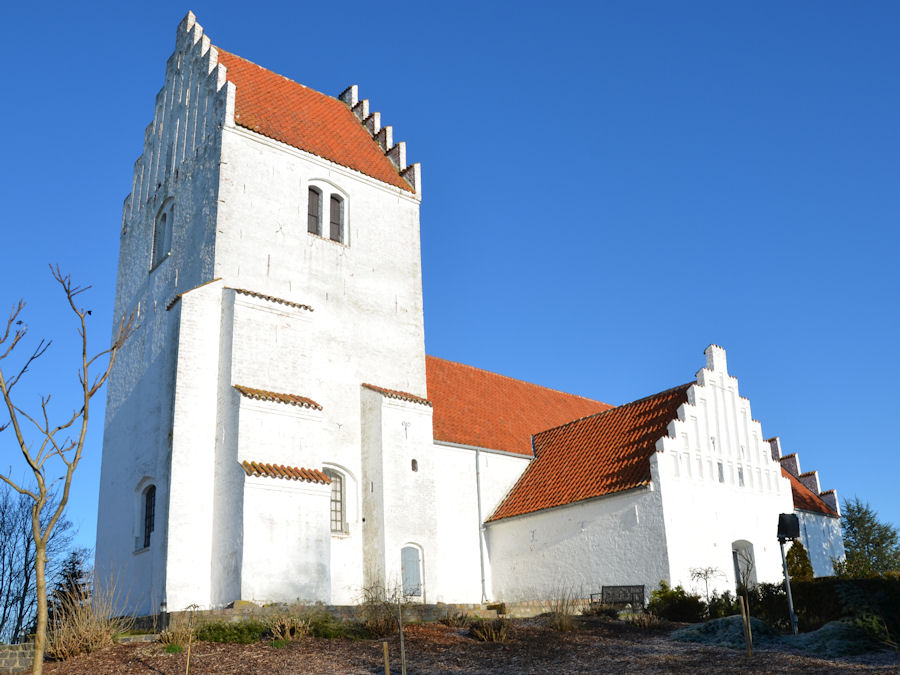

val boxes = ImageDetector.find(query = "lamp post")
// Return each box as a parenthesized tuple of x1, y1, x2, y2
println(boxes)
(777, 513, 799, 635)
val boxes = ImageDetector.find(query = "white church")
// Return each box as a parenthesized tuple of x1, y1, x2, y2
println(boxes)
(95, 13, 843, 616)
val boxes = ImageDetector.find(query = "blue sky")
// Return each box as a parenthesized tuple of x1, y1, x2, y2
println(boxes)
(0, 1, 897, 553)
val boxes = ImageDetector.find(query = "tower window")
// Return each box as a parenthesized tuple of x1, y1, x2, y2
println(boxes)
(411, 459, 418, 472)
(151, 199, 174, 269)
(142, 485, 156, 548)
(325, 469, 345, 533)
(307, 187, 322, 235)
(330, 195, 344, 242)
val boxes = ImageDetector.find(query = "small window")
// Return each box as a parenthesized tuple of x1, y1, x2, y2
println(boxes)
(411, 459, 418, 472)
(329, 195, 343, 242)
(325, 469, 345, 533)
(143, 485, 156, 548)
(308, 187, 322, 235)
(151, 200, 174, 269)
(738, 467, 745, 487)
(717, 462, 725, 484)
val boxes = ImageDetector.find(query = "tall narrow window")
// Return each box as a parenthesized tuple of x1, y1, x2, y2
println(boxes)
(307, 187, 321, 235)
(151, 200, 174, 269)
(329, 195, 343, 242)
(143, 485, 156, 548)
(325, 469, 344, 533)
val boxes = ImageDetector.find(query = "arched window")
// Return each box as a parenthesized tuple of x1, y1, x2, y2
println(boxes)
(329, 195, 344, 243)
(307, 187, 322, 235)
(151, 199, 174, 269)
(401, 545, 423, 597)
(324, 469, 345, 533)
(142, 485, 156, 548)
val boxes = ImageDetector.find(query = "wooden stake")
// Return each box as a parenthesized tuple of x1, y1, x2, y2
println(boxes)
(383, 641, 390, 675)
(737, 595, 752, 658)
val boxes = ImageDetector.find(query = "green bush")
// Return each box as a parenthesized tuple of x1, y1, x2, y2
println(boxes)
(164, 643, 183, 654)
(304, 609, 350, 639)
(706, 590, 738, 619)
(647, 582, 706, 623)
(195, 619, 268, 644)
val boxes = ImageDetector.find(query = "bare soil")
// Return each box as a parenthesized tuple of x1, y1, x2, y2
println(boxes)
(42, 617, 900, 674)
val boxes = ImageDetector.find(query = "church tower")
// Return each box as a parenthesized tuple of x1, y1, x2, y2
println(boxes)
(95, 12, 429, 613)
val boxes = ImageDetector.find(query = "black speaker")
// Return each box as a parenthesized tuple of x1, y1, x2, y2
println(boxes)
(778, 513, 800, 541)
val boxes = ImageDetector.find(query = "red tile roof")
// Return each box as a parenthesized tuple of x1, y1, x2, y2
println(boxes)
(781, 468, 837, 517)
(362, 383, 432, 406)
(488, 384, 692, 521)
(230, 288, 313, 312)
(425, 356, 611, 456)
(234, 384, 322, 410)
(241, 460, 330, 484)
(215, 49, 413, 192)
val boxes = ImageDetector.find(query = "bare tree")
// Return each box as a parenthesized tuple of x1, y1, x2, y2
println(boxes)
(0, 266, 133, 674)
(0, 487, 74, 643)
(689, 566, 723, 606)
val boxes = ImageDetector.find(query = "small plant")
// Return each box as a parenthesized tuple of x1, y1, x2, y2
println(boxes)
(270, 639, 288, 648)
(158, 613, 195, 647)
(164, 643, 183, 654)
(469, 618, 510, 642)
(304, 608, 349, 639)
(195, 619, 268, 644)
(582, 603, 620, 619)
(439, 611, 473, 628)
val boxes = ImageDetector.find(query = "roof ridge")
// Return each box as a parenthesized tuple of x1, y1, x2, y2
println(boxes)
(535, 382, 693, 439)
(425, 355, 608, 405)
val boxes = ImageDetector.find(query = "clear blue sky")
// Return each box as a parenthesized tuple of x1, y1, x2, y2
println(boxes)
(1, 1, 897, 553)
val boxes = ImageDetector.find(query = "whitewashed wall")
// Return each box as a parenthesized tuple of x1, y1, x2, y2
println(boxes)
(797, 510, 844, 577)
(95, 13, 230, 616)
(241, 476, 332, 603)
(433, 443, 530, 602)
(485, 485, 669, 602)
(654, 346, 796, 595)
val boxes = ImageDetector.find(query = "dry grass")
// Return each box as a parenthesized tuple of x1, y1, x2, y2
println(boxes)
(264, 609, 311, 642)
(469, 617, 510, 642)
(47, 577, 133, 661)
(438, 611, 473, 629)
(545, 586, 586, 632)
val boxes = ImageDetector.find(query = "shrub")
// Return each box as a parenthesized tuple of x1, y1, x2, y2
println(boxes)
(623, 612, 668, 629)
(195, 619, 267, 644)
(647, 581, 706, 623)
(786, 541, 815, 582)
(265, 611, 310, 642)
(469, 618, 510, 642)
(304, 609, 349, 639)
(706, 590, 739, 620)
(581, 603, 620, 619)
(46, 578, 134, 661)
(158, 613, 195, 647)
(439, 611, 473, 628)
(356, 584, 400, 637)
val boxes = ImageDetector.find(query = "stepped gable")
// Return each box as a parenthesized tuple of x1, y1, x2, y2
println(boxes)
(426, 355, 611, 456)
(781, 468, 837, 516)
(215, 49, 414, 192)
(488, 384, 692, 521)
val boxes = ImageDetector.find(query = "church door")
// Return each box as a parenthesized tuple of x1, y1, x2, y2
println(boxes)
(401, 546, 422, 597)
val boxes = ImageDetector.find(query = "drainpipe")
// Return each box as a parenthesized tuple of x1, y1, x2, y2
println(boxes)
(475, 447, 487, 603)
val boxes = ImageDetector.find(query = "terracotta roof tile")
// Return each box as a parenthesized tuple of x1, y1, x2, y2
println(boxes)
(488, 384, 692, 521)
(362, 383, 432, 406)
(234, 384, 322, 410)
(241, 460, 330, 484)
(230, 288, 313, 312)
(782, 468, 837, 516)
(426, 356, 611, 456)
(215, 49, 413, 192)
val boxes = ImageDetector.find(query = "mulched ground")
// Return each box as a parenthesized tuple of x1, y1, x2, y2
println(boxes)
(42, 617, 900, 674)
